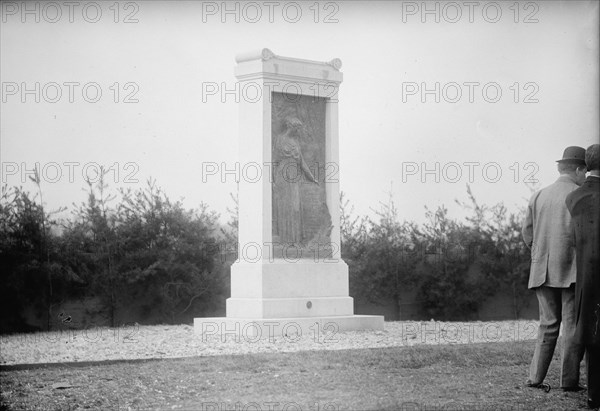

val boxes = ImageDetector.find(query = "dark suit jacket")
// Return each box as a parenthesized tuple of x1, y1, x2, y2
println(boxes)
(566, 176, 600, 346)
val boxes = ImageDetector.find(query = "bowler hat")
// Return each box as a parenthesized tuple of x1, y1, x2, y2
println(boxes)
(556, 146, 586, 165)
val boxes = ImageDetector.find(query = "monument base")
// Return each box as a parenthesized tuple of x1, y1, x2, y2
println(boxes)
(194, 260, 384, 338)
(194, 315, 384, 338)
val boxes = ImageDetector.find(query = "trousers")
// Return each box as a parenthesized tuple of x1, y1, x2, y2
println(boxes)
(584, 345, 600, 404)
(528, 285, 584, 387)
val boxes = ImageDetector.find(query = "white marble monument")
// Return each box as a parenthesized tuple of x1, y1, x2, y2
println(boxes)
(194, 49, 383, 338)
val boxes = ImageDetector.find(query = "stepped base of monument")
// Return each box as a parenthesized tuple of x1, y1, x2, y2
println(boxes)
(226, 296, 354, 318)
(194, 315, 384, 338)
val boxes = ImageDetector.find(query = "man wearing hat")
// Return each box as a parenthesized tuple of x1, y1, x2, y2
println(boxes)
(566, 144, 600, 408)
(523, 146, 588, 391)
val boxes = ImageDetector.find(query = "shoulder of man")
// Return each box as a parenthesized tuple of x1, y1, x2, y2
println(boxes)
(529, 179, 562, 203)
(566, 182, 596, 213)
(566, 189, 578, 213)
(530, 180, 556, 198)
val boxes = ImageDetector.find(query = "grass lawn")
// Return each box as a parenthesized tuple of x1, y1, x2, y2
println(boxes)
(0, 339, 592, 410)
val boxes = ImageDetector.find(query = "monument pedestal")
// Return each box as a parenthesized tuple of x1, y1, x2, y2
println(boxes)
(194, 49, 383, 338)
(195, 260, 383, 337)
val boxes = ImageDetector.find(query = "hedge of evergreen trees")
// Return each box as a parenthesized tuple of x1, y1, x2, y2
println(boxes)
(1, 169, 228, 333)
(342, 186, 532, 321)
(0, 167, 533, 334)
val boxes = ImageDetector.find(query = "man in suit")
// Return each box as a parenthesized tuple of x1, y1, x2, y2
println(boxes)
(523, 146, 588, 391)
(566, 144, 600, 409)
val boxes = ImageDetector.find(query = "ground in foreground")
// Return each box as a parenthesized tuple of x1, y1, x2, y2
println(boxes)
(0, 341, 592, 410)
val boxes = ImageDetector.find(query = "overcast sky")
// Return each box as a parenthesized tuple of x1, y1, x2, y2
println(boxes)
(1, 0, 598, 225)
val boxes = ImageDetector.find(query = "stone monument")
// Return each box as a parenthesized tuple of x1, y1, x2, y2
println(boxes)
(194, 49, 383, 338)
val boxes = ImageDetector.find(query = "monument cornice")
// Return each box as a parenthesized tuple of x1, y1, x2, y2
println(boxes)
(235, 48, 343, 84)
(235, 71, 342, 86)
(235, 48, 342, 71)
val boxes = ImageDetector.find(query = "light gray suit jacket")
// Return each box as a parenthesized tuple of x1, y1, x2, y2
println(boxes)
(522, 175, 579, 289)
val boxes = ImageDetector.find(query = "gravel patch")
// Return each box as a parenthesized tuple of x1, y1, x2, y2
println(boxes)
(0, 320, 539, 366)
